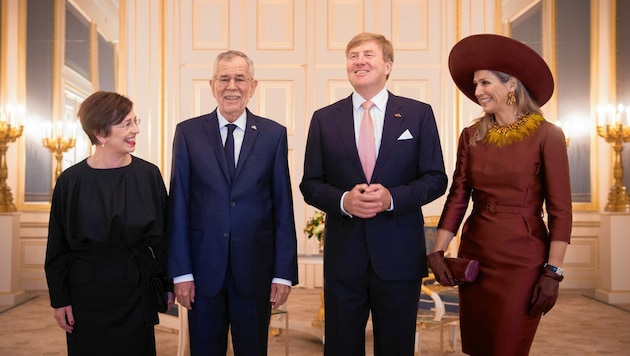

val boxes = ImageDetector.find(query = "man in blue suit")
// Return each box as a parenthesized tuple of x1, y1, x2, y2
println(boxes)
(168, 50, 298, 356)
(300, 33, 448, 355)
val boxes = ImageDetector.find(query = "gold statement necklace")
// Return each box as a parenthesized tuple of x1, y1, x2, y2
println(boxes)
(484, 113, 544, 147)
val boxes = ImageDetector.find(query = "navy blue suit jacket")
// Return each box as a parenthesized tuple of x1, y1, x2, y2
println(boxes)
(300, 93, 447, 281)
(167, 109, 298, 298)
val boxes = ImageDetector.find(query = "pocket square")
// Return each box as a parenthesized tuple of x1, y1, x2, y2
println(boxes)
(397, 129, 413, 140)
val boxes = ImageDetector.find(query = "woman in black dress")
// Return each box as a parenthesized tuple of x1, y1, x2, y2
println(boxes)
(45, 91, 174, 355)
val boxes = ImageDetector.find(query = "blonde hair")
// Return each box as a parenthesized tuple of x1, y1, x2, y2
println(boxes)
(469, 71, 544, 146)
(346, 32, 394, 79)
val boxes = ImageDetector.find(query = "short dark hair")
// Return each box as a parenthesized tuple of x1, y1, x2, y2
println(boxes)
(77, 91, 133, 145)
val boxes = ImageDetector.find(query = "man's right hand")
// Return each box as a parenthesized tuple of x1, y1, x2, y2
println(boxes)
(175, 281, 196, 310)
(343, 184, 385, 218)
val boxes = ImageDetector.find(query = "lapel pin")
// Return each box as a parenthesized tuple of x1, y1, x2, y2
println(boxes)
(394, 113, 402, 118)
(251, 125, 257, 130)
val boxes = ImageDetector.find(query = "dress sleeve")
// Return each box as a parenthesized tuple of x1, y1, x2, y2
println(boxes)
(542, 123, 572, 243)
(438, 128, 473, 234)
(44, 175, 73, 308)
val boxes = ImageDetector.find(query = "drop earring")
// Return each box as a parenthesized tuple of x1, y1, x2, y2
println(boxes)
(507, 91, 517, 105)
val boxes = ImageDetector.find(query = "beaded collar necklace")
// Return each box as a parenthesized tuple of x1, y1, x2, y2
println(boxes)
(484, 113, 544, 147)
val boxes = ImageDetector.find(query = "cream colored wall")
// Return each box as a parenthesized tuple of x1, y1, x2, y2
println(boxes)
(126, 0, 477, 257)
(1, 0, 618, 292)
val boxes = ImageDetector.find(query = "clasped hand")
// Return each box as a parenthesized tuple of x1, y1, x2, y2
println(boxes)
(343, 183, 391, 218)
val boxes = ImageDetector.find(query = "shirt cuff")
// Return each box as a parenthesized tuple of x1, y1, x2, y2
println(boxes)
(173, 274, 194, 284)
(340, 191, 353, 217)
(272, 278, 292, 286)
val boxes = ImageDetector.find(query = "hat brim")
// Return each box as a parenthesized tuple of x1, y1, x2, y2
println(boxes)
(448, 34, 554, 107)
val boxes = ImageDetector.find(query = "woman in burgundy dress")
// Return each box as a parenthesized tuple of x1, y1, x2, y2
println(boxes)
(428, 34, 572, 355)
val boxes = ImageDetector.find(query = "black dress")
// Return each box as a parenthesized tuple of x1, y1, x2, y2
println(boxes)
(45, 156, 168, 356)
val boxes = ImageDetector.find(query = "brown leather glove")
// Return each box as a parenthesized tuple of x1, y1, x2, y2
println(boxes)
(528, 268, 562, 316)
(427, 251, 455, 286)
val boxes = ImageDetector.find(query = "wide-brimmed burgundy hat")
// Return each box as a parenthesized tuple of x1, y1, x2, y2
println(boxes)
(448, 34, 554, 106)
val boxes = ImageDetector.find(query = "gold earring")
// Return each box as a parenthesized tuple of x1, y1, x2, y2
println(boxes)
(507, 91, 517, 105)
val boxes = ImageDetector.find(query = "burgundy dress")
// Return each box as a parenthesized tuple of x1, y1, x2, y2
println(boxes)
(438, 116, 572, 356)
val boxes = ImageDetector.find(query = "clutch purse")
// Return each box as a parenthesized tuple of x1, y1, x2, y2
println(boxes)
(151, 275, 169, 313)
(445, 257, 479, 284)
(147, 247, 169, 313)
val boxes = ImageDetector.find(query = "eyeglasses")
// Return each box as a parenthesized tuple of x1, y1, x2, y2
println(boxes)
(113, 118, 141, 129)
(214, 75, 252, 87)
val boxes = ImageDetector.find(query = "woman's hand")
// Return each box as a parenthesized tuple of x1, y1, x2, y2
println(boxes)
(167, 291, 176, 310)
(53, 305, 75, 333)
(427, 250, 456, 286)
(529, 269, 561, 316)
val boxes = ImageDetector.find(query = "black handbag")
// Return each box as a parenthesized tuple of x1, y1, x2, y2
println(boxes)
(150, 275, 169, 313)
(148, 247, 169, 313)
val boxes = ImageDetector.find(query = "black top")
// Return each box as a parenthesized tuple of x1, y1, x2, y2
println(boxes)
(45, 156, 168, 309)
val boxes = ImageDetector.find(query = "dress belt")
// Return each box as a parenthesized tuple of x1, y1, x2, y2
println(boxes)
(475, 202, 542, 217)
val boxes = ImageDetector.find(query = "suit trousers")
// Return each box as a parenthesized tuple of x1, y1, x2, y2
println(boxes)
(188, 265, 272, 356)
(324, 263, 421, 356)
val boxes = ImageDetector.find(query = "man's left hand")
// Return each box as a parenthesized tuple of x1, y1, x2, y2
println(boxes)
(361, 183, 391, 212)
(270, 283, 291, 308)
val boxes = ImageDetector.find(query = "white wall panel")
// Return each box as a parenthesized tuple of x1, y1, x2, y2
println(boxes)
(564, 237, 598, 269)
(20, 242, 45, 268)
(179, 66, 216, 120)
(328, 0, 365, 51)
(257, 0, 294, 50)
(391, 0, 429, 50)
(192, 0, 229, 50)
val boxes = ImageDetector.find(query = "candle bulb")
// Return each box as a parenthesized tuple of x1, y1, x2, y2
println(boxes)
(44, 122, 52, 140)
(55, 121, 63, 138)
(597, 106, 605, 127)
(6, 105, 13, 126)
(16, 106, 25, 127)
(616, 104, 624, 127)
(69, 122, 77, 139)
(607, 105, 615, 126)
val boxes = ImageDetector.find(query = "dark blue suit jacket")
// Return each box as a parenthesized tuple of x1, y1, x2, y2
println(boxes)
(300, 93, 447, 281)
(167, 109, 298, 298)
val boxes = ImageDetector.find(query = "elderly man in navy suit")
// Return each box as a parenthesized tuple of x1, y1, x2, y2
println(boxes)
(300, 32, 448, 355)
(168, 50, 298, 356)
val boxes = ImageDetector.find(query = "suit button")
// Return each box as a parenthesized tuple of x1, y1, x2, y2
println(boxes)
(223, 233, 229, 238)
(230, 201, 236, 207)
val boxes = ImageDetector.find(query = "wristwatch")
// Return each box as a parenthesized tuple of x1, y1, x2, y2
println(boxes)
(544, 263, 564, 277)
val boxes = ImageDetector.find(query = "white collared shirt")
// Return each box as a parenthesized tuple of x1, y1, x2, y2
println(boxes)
(352, 88, 389, 158)
(217, 110, 247, 164)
